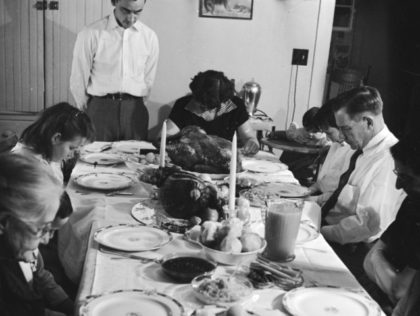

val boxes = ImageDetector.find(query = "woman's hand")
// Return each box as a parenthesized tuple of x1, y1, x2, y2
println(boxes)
(242, 138, 259, 156)
(237, 120, 259, 156)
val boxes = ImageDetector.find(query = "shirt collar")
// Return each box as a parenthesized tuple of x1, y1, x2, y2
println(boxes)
(362, 125, 389, 153)
(185, 99, 237, 119)
(106, 12, 142, 32)
(107, 12, 120, 30)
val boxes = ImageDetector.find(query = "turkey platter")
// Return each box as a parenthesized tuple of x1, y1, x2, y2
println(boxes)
(165, 126, 243, 174)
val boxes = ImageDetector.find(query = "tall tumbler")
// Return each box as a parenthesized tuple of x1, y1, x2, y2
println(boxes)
(264, 199, 303, 262)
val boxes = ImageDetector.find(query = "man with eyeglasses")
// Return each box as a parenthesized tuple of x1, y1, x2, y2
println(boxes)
(364, 136, 420, 315)
(70, 0, 159, 141)
(318, 86, 406, 292)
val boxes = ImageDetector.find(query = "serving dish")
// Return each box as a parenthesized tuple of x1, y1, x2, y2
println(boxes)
(160, 253, 217, 282)
(240, 183, 310, 207)
(199, 238, 266, 266)
(191, 273, 253, 306)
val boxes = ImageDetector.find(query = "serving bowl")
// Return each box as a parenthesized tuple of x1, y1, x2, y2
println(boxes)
(199, 238, 267, 266)
(160, 252, 217, 283)
(191, 273, 253, 306)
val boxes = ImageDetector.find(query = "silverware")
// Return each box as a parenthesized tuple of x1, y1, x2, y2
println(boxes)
(99, 145, 112, 152)
(105, 191, 134, 196)
(98, 246, 161, 263)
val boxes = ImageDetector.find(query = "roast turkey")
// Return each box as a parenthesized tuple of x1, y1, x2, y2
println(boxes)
(139, 165, 228, 220)
(165, 126, 242, 174)
(158, 170, 227, 220)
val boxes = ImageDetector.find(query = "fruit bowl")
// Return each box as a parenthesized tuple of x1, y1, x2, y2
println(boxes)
(191, 273, 253, 306)
(199, 237, 266, 266)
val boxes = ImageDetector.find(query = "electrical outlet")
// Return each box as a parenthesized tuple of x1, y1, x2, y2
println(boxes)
(291, 49, 309, 66)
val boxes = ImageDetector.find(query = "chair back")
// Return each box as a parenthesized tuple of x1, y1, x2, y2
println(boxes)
(0, 130, 18, 153)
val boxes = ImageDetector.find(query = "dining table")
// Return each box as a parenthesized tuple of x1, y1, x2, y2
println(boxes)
(59, 140, 384, 316)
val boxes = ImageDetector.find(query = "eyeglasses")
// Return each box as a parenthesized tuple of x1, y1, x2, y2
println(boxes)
(393, 169, 413, 183)
(12, 216, 54, 238)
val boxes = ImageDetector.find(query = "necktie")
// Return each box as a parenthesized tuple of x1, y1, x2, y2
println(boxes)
(321, 149, 363, 220)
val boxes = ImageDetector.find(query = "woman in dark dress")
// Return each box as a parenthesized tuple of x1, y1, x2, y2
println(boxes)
(166, 70, 259, 156)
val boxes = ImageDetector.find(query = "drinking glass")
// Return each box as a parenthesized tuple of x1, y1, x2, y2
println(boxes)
(264, 199, 303, 262)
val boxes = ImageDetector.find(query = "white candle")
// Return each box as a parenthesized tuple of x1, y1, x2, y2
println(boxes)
(228, 132, 237, 213)
(160, 120, 167, 168)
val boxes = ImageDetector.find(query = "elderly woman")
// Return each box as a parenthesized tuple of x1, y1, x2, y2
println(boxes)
(0, 153, 73, 316)
(363, 135, 420, 314)
(166, 70, 259, 155)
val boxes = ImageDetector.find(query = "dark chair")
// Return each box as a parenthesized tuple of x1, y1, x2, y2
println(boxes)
(0, 130, 18, 153)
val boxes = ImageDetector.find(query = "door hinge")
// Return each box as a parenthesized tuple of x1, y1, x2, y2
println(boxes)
(35, 0, 47, 10)
(49, 1, 59, 10)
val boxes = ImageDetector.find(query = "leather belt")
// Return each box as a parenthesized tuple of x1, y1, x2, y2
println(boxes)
(98, 93, 142, 101)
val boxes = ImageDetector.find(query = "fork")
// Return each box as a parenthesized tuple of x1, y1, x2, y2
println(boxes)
(105, 191, 134, 196)
(98, 247, 161, 263)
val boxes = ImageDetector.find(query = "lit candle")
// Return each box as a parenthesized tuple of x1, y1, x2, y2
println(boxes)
(160, 120, 167, 168)
(228, 132, 237, 213)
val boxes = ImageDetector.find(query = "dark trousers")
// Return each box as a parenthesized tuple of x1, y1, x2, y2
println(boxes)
(86, 96, 149, 141)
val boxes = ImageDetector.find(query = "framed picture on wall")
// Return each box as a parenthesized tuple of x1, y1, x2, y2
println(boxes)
(199, 0, 254, 20)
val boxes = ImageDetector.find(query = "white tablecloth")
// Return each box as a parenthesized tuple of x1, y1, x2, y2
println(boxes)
(58, 143, 381, 315)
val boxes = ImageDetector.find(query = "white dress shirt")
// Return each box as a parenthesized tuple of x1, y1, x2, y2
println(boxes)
(315, 142, 354, 206)
(70, 12, 159, 109)
(322, 125, 406, 244)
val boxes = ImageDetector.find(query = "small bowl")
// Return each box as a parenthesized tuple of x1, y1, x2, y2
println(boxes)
(199, 238, 267, 266)
(161, 253, 217, 283)
(191, 273, 253, 306)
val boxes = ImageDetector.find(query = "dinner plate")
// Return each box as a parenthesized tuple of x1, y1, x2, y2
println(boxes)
(74, 172, 133, 190)
(80, 153, 123, 165)
(242, 160, 287, 173)
(94, 224, 172, 252)
(82, 142, 112, 153)
(240, 183, 311, 206)
(79, 289, 184, 316)
(113, 141, 156, 154)
(296, 221, 320, 244)
(282, 287, 382, 316)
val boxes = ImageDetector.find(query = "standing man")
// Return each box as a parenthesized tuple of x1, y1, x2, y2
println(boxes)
(70, 0, 159, 141)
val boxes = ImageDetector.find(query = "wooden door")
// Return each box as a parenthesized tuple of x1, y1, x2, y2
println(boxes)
(44, 0, 112, 107)
(0, 0, 112, 116)
(0, 0, 45, 113)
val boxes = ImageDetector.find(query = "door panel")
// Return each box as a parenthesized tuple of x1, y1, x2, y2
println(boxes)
(44, 0, 112, 107)
(0, 0, 44, 113)
(0, 0, 112, 117)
